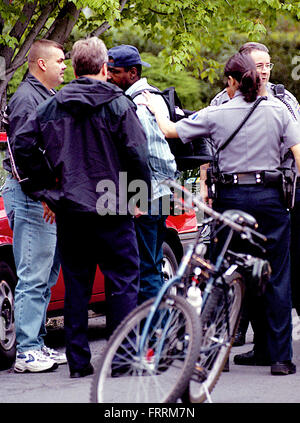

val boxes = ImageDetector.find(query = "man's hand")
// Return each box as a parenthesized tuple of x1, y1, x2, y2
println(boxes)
(42, 202, 56, 224)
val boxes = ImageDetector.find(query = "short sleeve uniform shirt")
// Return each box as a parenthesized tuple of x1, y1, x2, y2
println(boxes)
(175, 91, 300, 174)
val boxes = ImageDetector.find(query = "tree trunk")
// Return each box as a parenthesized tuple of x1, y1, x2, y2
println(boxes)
(0, 1, 38, 68)
(0, 1, 82, 125)
(46, 1, 81, 45)
(9, 2, 57, 78)
(0, 2, 57, 127)
(0, 0, 126, 125)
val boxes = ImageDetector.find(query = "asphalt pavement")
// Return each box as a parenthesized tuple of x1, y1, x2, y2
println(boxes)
(1, 312, 300, 406)
(209, 309, 300, 403)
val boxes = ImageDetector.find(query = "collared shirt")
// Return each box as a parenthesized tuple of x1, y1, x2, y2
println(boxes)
(175, 91, 300, 174)
(210, 83, 300, 175)
(126, 78, 177, 200)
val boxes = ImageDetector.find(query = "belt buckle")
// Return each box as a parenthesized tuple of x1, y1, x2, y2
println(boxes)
(255, 172, 262, 184)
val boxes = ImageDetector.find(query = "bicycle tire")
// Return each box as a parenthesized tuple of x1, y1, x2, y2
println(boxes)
(188, 271, 244, 403)
(90, 294, 202, 403)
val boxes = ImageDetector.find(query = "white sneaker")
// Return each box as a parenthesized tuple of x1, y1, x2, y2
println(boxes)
(41, 346, 67, 365)
(14, 349, 58, 373)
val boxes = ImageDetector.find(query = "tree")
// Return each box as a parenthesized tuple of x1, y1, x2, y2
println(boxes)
(1, 0, 300, 118)
(0, 0, 127, 114)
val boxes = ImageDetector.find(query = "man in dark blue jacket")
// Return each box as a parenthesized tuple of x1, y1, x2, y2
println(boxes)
(13, 37, 151, 378)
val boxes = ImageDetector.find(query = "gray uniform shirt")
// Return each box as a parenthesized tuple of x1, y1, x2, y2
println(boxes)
(175, 91, 300, 174)
(211, 83, 300, 175)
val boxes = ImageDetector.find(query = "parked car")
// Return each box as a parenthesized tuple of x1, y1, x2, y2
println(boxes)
(0, 134, 201, 369)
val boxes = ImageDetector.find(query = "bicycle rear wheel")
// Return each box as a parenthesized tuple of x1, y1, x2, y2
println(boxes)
(91, 294, 201, 403)
(187, 272, 244, 403)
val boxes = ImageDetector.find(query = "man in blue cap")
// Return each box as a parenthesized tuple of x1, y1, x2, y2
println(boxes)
(107, 45, 177, 304)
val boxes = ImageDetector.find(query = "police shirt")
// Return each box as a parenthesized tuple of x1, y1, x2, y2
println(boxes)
(210, 83, 300, 176)
(175, 91, 300, 174)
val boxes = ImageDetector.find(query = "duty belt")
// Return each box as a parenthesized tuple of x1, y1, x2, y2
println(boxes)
(218, 171, 282, 186)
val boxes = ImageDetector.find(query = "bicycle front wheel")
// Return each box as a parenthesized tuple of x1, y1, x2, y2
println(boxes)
(91, 295, 201, 403)
(188, 272, 244, 403)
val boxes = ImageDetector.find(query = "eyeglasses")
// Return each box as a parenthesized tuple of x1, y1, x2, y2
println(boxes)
(256, 63, 274, 70)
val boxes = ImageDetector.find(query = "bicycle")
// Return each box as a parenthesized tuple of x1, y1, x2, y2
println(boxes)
(90, 180, 271, 403)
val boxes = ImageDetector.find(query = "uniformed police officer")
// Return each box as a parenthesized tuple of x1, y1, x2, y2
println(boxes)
(142, 52, 300, 375)
(210, 42, 300, 362)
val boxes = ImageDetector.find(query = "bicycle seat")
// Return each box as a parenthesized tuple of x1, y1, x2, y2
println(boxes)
(222, 209, 258, 229)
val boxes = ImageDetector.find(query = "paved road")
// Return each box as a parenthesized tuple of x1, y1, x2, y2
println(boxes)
(0, 314, 107, 404)
(208, 310, 300, 404)
(1, 311, 300, 405)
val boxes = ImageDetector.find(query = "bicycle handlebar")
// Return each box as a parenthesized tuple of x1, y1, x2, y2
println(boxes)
(163, 179, 267, 244)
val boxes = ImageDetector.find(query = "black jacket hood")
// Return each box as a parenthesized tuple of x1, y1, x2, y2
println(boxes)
(55, 77, 124, 115)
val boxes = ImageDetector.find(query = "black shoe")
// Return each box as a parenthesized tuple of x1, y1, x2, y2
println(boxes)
(271, 361, 296, 375)
(233, 349, 270, 366)
(233, 331, 246, 347)
(70, 363, 94, 378)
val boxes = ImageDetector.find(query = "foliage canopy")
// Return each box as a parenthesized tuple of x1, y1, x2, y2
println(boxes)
(1, 0, 300, 112)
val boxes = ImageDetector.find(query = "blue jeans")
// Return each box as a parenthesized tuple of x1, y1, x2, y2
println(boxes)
(134, 197, 167, 305)
(2, 175, 60, 352)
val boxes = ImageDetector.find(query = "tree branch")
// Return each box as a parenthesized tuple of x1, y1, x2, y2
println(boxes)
(148, 8, 169, 16)
(46, 1, 81, 45)
(9, 1, 38, 41)
(10, 2, 57, 73)
(0, 1, 38, 66)
(90, 0, 128, 37)
(0, 0, 10, 35)
(4, 57, 27, 79)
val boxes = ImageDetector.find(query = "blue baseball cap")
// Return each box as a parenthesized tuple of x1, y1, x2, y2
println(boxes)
(108, 45, 151, 68)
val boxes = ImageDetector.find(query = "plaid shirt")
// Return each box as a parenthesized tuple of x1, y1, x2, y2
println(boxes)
(126, 78, 177, 200)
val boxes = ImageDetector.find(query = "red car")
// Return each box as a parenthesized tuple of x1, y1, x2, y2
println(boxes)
(0, 133, 200, 369)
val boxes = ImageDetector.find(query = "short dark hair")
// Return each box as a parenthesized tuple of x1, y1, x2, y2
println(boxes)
(224, 53, 261, 102)
(239, 42, 269, 55)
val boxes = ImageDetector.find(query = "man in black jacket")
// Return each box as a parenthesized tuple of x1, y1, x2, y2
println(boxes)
(13, 37, 151, 378)
(2, 39, 67, 373)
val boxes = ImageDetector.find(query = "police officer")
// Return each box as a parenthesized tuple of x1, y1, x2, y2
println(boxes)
(142, 52, 300, 375)
(211, 42, 300, 115)
(210, 42, 300, 358)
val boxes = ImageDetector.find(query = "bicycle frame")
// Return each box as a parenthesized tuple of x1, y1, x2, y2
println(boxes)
(137, 179, 267, 361)
(138, 243, 194, 357)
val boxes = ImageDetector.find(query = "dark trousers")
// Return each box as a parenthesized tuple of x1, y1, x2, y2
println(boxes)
(56, 212, 140, 372)
(290, 187, 300, 315)
(134, 197, 167, 305)
(214, 185, 293, 363)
